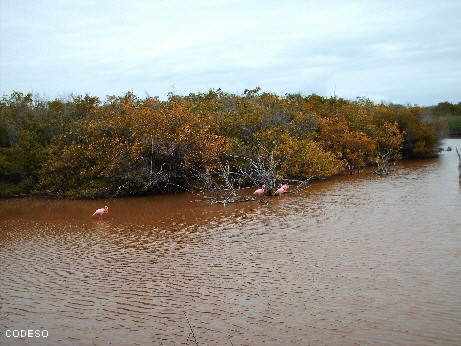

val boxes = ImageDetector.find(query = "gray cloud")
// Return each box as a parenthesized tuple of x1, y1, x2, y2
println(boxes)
(1, 0, 460, 105)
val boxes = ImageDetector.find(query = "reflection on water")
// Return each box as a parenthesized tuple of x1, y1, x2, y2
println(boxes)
(1, 139, 461, 345)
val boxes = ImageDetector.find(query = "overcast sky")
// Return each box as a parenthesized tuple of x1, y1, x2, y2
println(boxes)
(1, 0, 460, 105)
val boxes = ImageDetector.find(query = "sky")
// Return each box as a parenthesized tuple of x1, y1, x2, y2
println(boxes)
(1, 0, 460, 106)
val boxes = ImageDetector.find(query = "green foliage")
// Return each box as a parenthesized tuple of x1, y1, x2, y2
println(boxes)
(373, 104, 442, 158)
(0, 90, 445, 198)
(430, 101, 461, 117)
(38, 94, 229, 197)
(427, 101, 461, 135)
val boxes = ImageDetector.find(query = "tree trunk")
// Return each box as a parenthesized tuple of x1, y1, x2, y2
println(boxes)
(456, 148, 461, 178)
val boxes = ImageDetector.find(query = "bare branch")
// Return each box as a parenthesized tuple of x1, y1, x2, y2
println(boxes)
(374, 148, 398, 175)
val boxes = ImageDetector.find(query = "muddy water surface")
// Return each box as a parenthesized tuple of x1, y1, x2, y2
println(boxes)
(1, 139, 461, 345)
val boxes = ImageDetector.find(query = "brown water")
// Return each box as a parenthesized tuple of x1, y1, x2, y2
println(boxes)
(1, 139, 461, 345)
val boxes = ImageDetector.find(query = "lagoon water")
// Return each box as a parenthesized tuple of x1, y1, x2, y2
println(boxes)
(1, 139, 461, 345)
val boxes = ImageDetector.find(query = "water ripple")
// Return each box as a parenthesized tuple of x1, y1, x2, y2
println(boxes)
(1, 140, 461, 344)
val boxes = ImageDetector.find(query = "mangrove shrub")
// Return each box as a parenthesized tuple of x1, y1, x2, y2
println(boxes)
(0, 90, 444, 198)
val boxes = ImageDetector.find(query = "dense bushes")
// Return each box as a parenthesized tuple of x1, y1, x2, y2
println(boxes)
(427, 101, 461, 135)
(0, 90, 444, 198)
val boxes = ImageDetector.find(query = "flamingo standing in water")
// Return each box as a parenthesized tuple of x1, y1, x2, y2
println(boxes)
(253, 185, 267, 203)
(275, 184, 290, 195)
(253, 185, 265, 196)
(92, 206, 109, 217)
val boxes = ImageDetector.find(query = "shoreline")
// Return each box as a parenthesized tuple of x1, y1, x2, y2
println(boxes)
(0, 155, 442, 201)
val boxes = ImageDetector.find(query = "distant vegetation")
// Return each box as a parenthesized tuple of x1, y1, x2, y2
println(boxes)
(0, 90, 445, 198)
(426, 101, 461, 135)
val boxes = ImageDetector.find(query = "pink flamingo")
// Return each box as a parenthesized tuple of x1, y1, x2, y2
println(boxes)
(253, 185, 265, 196)
(92, 206, 109, 217)
(275, 184, 290, 195)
